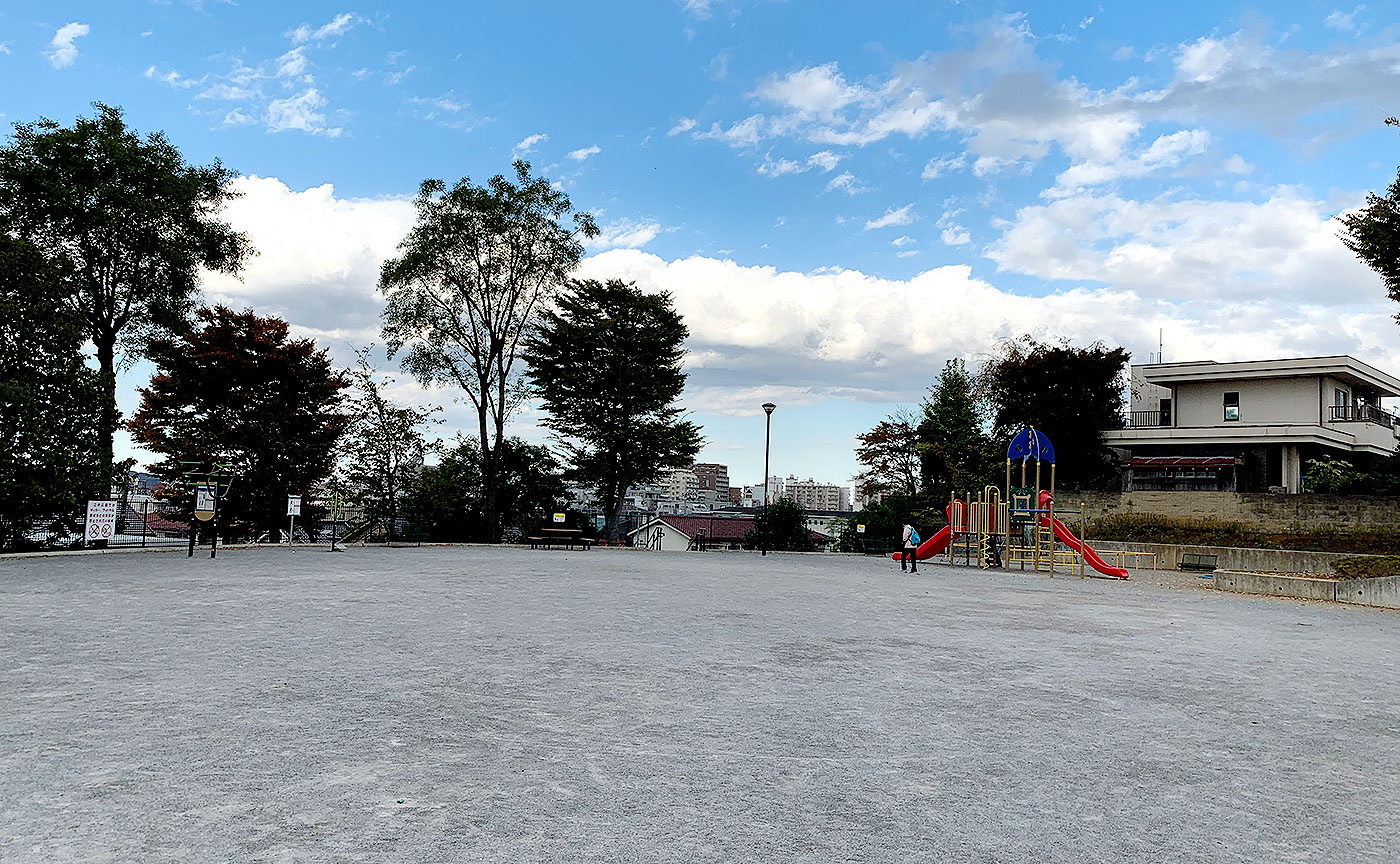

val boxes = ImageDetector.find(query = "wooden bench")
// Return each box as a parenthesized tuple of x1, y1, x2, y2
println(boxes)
(529, 527, 593, 550)
(1178, 553, 1218, 572)
(859, 538, 897, 556)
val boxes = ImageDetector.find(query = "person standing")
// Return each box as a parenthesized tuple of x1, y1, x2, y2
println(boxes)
(901, 522, 919, 573)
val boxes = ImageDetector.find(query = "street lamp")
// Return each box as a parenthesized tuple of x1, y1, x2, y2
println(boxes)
(762, 402, 776, 556)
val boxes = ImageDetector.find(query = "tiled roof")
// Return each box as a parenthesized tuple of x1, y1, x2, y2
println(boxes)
(650, 515, 754, 540)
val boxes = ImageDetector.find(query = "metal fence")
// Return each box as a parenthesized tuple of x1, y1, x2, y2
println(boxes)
(1, 498, 192, 553)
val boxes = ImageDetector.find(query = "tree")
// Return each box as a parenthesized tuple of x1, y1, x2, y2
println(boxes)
(744, 497, 816, 552)
(982, 336, 1129, 489)
(1340, 117, 1400, 323)
(853, 410, 921, 498)
(379, 160, 597, 542)
(0, 104, 252, 478)
(128, 307, 349, 539)
(0, 237, 106, 548)
(522, 278, 703, 543)
(919, 358, 996, 501)
(413, 435, 566, 541)
(341, 350, 441, 542)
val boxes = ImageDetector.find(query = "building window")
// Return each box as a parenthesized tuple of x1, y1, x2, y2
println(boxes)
(1335, 388, 1349, 407)
(1223, 391, 1239, 422)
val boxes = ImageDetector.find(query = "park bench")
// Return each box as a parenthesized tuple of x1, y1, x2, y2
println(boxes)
(1178, 553, 1218, 572)
(528, 527, 593, 550)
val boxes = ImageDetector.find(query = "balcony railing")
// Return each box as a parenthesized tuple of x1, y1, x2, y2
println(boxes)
(1126, 410, 1171, 428)
(1329, 404, 1398, 427)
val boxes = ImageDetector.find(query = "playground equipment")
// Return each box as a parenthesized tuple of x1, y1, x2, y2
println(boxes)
(893, 428, 1134, 579)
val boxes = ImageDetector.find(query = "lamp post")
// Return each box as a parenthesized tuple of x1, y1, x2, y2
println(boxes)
(762, 402, 776, 556)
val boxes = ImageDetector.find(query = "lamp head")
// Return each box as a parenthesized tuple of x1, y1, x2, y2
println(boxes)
(762, 402, 777, 415)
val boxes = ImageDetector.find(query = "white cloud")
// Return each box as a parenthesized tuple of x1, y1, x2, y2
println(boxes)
(897, 250, 919, 258)
(275, 47, 308, 79)
(825, 171, 869, 195)
(695, 114, 767, 148)
(807, 150, 841, 172)
(753, 63, 869, 118)
(1325, 6, 1364, 30)
(921, 154, 966, 180)
(758, 150, 842, 177)
(567, 144, 602, 161)
(891, 235, 914, 247)
(668, 117, 697, 136)
(266, 89, 341, 137)
(681, 0, 713, 19)
(46, 22, 89, 69)
(291, 12, 358, 44)
(512, 133, 548, 157)
(0, 41, 12, 55)
(864, 204, 916, 230)
(940, 226, 971, 246)
(585, 218, 666, 251)
(1222, 154, 1254, 174)
(1051, 129, 1211, 194)
(144, 65, 200, 89)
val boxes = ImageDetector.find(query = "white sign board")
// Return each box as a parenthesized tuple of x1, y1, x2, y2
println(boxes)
(287, 495, 303, 516)
(85, 500, 118, 544)
(552, 512, 566, 523)
(196, 486, 215, 512)
(856, 524, 866, 533)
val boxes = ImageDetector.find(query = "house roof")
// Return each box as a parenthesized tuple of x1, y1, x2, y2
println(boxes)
(1138, 356, 1400, 396)
(1124, 456, 1242, 468)
(629, 515, 755, 541)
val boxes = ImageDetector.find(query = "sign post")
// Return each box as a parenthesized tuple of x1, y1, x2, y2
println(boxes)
(286, 494, 302, 546)
(85, 500, 118, 547)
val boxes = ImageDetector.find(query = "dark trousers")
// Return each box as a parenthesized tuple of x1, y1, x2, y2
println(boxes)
(901, 547, 917, 570)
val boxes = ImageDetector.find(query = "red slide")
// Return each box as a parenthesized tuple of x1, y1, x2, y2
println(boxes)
(1038, 491, 1129, 579)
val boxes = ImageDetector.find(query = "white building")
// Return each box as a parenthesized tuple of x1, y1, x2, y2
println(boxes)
(1106, 355, 1400, 494)
(662, 468, 699, 503)
(782, 476, 849, 511)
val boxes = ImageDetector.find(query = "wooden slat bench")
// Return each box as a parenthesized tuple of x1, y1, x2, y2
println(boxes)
(1178, 553, 1218, 572)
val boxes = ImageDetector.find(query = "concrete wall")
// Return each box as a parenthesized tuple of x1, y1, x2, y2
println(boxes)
(1214, 571, 1400, 609)
(1069, 490, 1400, 530)
(1089, 540, 1364, 573)
(1175, 377, 1320, 427)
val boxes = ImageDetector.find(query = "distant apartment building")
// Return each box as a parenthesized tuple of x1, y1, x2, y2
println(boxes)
(663, 468, 699, 503)
(741, 476, 785, 507)
(691, 463, 730, 495)
(728, 486, 743, 506)
(782, 476, 851, 511)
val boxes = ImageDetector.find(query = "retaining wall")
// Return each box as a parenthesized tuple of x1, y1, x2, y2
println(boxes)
(1064, 491, 1400, 530)
(1213, 571, 1400, 609)
(1090, 540, 1361, 573)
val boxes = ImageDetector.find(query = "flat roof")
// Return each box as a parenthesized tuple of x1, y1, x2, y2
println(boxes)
(1136, 355, 1400, 396)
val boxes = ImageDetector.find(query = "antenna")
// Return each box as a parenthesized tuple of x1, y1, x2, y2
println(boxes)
(1158, 328, 1163, 364)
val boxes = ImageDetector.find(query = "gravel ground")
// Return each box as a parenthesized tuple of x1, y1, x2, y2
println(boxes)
(2, 546, 1397, 863)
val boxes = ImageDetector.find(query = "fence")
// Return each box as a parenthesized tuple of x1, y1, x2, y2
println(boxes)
(1, 498, 191, 553)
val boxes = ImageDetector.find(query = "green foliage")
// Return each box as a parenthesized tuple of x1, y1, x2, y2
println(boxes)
(1304, 455, 1363, 494)
(1339, 119, 1400, 323)
(744, 497, 816, 552)
(342, 349, 441, 541)
(918, 358, 997, 502)
(379, 160, 596, 542)
(523, 278, 702, 542)
(853, 411, 920, 498)
(1331, 555, 1400, 578)
(129, 306, 350, 540)
(0, 237, 106, 548)
(0, 103, 251, 475)
(1089, 513, 1400, 555)
(412, 436, 567, 541)
(983, 336, 1129, 490)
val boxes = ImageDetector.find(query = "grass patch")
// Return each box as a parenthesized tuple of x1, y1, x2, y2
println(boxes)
(1089, 513, 1400, 555)
(1331, 556, 1400, 579)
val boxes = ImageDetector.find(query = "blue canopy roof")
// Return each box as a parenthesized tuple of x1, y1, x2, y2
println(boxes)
(1006, 428, 1055, 464)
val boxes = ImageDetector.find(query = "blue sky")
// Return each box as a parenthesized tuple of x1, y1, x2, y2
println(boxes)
(3, 1, 1399, 489)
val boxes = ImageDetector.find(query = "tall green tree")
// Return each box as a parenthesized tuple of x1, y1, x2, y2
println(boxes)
(853, 409, 921, 498)
(919, 358, 996, 501)
(342, 350, 441, 542)
(522, 278, 703, 542)
(982, 336, 1129, 489)
(744, 497, 816, 552)
(0, 237, 105, 548)
(412, 435, 566, 541)
(1340, 116, 1400, 323)
(129, 307, 349, 539)
(379, 160, 597, 542)
(0, 104, 252, 478)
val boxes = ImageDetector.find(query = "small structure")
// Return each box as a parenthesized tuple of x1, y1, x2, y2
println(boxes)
(1106, 355, 1400, 493)
(627, 515, 754, 551)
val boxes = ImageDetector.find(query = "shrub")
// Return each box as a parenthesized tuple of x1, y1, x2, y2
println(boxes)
(1331, 556, 1400, 579)
(1088, 513, 1400, 555)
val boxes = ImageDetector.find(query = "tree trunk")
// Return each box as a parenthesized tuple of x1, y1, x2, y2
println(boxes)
(94, 333, 118, 494)
(477, 401, 497, 543)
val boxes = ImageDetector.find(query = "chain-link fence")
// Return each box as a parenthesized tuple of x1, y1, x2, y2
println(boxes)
(1, 498, 191, 553)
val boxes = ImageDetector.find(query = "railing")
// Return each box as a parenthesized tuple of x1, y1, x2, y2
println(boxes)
(1329, 404, 1398, 427)
(1126, 410, 1171, 428)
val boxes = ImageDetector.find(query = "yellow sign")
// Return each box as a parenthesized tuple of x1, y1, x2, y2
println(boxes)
(552, 513, 566, 523)
(856, 524, 866, 533)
